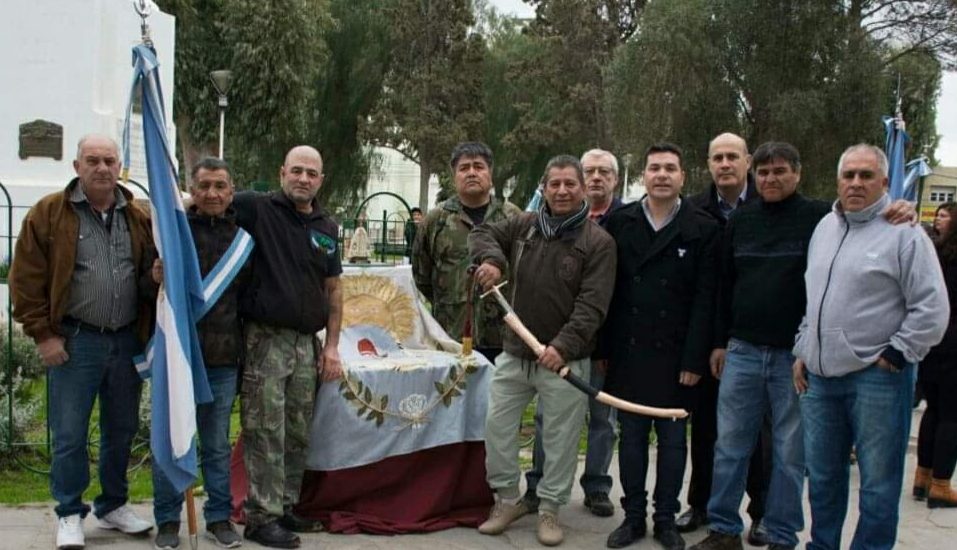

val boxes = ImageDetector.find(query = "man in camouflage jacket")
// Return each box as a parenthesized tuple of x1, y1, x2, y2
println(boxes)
(413, 141, 522, 361)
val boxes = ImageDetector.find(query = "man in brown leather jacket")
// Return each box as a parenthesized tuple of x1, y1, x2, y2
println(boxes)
(10, 134, 154, 549)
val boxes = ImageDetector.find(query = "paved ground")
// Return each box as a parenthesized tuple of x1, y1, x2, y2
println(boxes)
(2, 408, 955, 549)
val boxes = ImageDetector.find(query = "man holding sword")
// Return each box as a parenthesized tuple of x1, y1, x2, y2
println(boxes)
(469, 154, 617, 546)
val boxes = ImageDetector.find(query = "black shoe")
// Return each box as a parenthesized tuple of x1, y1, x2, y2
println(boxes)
(154, 522, 180, 550)
(767, 545, 795, 550)
(747, 520, 768, 547)
(278, 512, 323, 533)
(688, 531, 743, 550)
(606, 519, 647, 548)
(676, 508, 709, 533)
(207, 520, 241, 548)
(654, 525, 686, 550)
(585, 491, 615, 517)
(523, 490, 540, 514)
(244, 521, 300, 549)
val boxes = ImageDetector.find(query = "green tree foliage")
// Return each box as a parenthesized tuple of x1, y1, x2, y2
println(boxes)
(474, 1, 651, 204)
(156, 0, 950, 207)
(713, 0, 890, 197)
(307, 0, 394, 206)
(605, 0, 740, 194)
(371, 0, 487, 210)
(886, 49, 943, 165)
(155, 0, 329, 186)
(604, 0, 946, 198)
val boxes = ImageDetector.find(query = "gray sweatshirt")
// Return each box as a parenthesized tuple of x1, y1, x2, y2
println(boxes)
(794, 193, 948, 377)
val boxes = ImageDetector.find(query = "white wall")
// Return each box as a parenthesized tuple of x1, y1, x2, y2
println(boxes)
(0, 0, 175, 194)
(0, 0, 176, 321)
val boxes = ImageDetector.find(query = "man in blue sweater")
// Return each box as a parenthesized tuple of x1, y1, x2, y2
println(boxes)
(793, 144, 948, 550)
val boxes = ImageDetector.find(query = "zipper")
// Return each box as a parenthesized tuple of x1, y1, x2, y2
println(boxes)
(509, 225, 536, 346)
(816, 222, 850, 376)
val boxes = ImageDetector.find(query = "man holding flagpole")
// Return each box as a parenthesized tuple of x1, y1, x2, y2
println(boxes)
(10, 134, 155, 550)
(145, 157, 251, 550)
(233, 145, 343, 549)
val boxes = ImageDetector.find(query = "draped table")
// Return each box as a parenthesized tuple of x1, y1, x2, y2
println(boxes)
(231, 265, 494, 534)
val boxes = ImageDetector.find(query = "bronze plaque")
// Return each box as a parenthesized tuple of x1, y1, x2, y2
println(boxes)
(19, 119, 63, 160)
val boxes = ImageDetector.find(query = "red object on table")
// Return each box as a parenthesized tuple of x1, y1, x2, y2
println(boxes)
(230, 436, 494, 534)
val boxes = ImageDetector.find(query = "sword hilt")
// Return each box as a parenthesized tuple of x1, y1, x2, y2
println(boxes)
(480, 281, 512, 312)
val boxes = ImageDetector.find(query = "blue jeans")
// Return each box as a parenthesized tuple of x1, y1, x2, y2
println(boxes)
(526, 361, 616, 495)
(48, 325, 142, 519)
(618, 412, 687, 526)
(802, 363, 915, 550)
(153, 367, 238, 525)
(708, 338, 804, 547)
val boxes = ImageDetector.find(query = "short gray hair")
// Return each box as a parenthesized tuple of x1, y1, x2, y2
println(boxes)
(837, 144, 888, 178)
(75, 134, 119, 160)
(580, 149, 619, 176)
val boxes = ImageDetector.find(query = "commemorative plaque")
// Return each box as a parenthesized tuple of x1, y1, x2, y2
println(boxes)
(18, 119, 63, 160)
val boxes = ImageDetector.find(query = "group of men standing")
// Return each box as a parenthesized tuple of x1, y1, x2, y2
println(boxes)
(9, 130, 946, 550)
(11, 134, 343, 550)
(413, 136, 948, 550)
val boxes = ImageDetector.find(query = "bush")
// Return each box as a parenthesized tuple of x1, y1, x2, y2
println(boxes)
(0, 325, 44, 463)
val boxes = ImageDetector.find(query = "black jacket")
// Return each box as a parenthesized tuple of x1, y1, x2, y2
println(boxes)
(920, 248, 957, 383)
(715, 193, 830, 349)
(233, 191, 342, 334)
(687, 175, 758, 227)
(600, 199, 720, 408)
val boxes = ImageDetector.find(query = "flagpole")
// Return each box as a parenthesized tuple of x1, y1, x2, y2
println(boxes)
(131, 2, 200, 548)
(186, 486, 199, 550)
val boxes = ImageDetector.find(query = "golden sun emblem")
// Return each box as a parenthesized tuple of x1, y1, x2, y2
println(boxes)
(342, 274, 416, 340)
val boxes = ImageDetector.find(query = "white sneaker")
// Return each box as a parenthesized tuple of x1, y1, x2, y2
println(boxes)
(56, 515, 85, 549)
(97, 504, 153, 535)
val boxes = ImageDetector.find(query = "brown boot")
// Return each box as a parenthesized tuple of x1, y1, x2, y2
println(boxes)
(928, 478, 957, 508)
(914, 466, 932, 500)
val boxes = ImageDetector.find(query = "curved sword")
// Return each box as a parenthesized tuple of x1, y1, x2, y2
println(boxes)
(481, 281, 689, 420)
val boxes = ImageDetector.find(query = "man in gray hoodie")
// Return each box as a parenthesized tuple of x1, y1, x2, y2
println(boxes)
(793, 143, 949, 550)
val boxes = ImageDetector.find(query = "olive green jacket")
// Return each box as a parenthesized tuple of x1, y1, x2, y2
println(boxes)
(412, 196, 522, 347)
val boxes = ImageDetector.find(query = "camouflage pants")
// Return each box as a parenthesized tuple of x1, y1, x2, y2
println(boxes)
(241, 322, 318, 528)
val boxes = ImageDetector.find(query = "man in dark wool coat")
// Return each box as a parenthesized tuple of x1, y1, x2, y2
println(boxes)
(599, 142, 720, 550)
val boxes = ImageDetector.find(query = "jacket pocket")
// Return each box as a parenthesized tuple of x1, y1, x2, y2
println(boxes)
(820, 329, 869, 373)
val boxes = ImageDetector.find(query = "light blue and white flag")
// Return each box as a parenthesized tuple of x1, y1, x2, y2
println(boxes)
(902, 157, 933, 203)
(124, 43, 212, 493)
(884, 115, 910, 200)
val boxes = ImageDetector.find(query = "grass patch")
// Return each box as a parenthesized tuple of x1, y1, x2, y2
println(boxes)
(0, 463, 154, 505)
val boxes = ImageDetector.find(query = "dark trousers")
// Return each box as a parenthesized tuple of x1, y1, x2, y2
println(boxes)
(917, 376, 957, 479)
(619, 412, 688, 527)
(688, 375, 770, 521)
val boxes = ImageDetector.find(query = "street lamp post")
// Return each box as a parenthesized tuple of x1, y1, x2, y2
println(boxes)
(622, 153, 633, 200)
(209, 70, 232, 159)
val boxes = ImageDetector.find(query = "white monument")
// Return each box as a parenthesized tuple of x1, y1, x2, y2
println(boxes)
(0, 0, 176, 203)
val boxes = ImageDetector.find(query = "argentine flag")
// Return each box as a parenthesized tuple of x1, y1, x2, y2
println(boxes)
(125, 44, 213, 493)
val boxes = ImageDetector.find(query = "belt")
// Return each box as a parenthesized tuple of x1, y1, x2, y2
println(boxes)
(61, 316, 131, 334)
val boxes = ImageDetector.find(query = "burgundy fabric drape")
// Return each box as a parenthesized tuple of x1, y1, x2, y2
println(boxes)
(230, 436, 493, 534)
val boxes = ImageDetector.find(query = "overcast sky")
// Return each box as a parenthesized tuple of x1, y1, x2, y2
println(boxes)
(487, 0, 956, 167)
